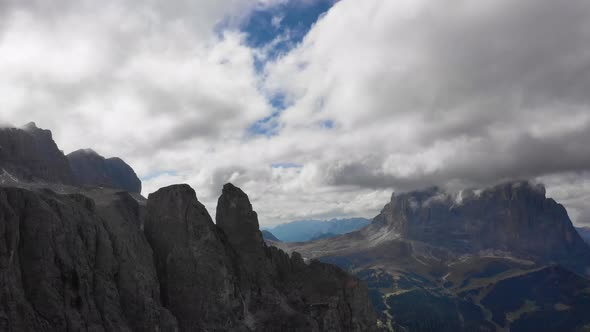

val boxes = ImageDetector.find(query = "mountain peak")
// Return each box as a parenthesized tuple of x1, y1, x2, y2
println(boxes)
(67, 148, 141, 193)
(69, 148, 100, 157)
(0, 123, 75, 184)
(22, 122, 38, 131)
(372, 180, 588, 263)
(216, 182, 267, 279)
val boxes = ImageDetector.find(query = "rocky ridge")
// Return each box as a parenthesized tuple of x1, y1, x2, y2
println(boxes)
(367, 181, 589, 264)
(281, 181, 590, 331)
(0, 123, 141, 193)
(0, 122, 75, 185)
(67, 149, 141, 193)
(0, 123, 377, 331)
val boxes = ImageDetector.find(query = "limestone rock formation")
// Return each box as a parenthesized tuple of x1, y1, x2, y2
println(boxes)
(370, 181, 589, 263)
(282, 181, 590, 331)
(0, 122, 378, 331)
(216, 183, 269, 281)
(0, 122, 75, 184)
(0, 124, 141, 194)
(143, 183, 378, 331)
(144, 184, 243, 331)
(68, 149, 142, 193)
(0, 187, 176, 332)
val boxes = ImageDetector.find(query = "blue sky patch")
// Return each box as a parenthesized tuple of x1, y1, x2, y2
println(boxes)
(243, 1, 336, 137)
(141, 170, 179, 181)
(247, 110, 282, 137)
(320, 119, 334, 129)
(272, 162, 304, 169)
(247, 93, 290, 136)
(242, 0, 336, 59)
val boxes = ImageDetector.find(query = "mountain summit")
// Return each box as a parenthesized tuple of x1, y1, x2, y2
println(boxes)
(283, 181, 590, 331)
(0, 122, 75, 184)
(0, 123, 141, 193)
(367, 181, 588, 263)
(67, 149, 142, 193)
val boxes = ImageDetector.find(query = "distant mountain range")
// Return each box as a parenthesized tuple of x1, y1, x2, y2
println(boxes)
(280, 182, 590, 331)
(264, 218, 370, 242)
(578, 226, 590, 244)
(261, 230, 280, 242)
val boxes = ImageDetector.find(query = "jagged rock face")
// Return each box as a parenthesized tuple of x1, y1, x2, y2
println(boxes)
(0, 179, 377, 331)
(216, 183, 269, 281)
(219, 183, 377, 332)
(144, 184, 243, 331)
(0, 187, 176, 332)
(0, 124, 141, 194)
(0, 122, 377, 331)
(87, 190, 177, 331)
(371, 181, 589, 260)
(67, 149, 142, 193)
(0, 123, 75, 184)
(145, 183, 377, 331)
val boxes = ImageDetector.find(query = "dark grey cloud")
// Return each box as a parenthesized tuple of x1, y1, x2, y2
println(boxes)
(328, 122, 590, 191)
(3, 0, 590, 226)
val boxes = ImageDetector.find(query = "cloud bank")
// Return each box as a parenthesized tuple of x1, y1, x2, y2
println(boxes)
(1, 0, 590, 226)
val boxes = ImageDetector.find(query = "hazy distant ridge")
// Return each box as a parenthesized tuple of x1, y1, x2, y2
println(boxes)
(267, 218, 370, 242)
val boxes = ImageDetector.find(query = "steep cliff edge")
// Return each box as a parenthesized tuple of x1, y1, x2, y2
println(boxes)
(0, 182, 377, 331)
(0, 122, 74, 185)
(366, 181, 590, 267)
(216, 182, 376, 331)
(281, 181, 590, 331)
(144, 184, 243, 331)
(142, 183, 377, 331)
(67, 149, 141, 193)
(0, 187, 176, 331)
(0, 123, 141, 194)
(0, 122, 377, 331)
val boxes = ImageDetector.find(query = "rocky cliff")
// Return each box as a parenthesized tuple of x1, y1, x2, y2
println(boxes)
(368, 181, 589, 263)
(143, 183, 377, 331)
(67, 149, 142, 193)
(0, 122, 75, 185)
(0, 124, 141, 194)
(0, 183, 376, 331)
(144, 184, 243, 331)
(0, 186, 176, 331)
(281, 181, 590, 331)
(0, 122, 377, 331)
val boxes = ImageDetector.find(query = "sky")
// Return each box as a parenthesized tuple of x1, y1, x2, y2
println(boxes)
(1, 0, 590, 227)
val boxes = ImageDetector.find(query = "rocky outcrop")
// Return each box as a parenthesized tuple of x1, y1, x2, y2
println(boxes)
(0, 124, 141, 194)
(276, 181, 590, 332)
(0, 121, 377, 331)
(0, 187, 176, 332)
(0, 180, 376, 331)
(0, 122, 75, 184)
(142, 183, 377, 331)
(144, 184, 243, 331)
(369, 181, 589, 262)
(216, 183, 269, 282)
(67, 149, 141, 193)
